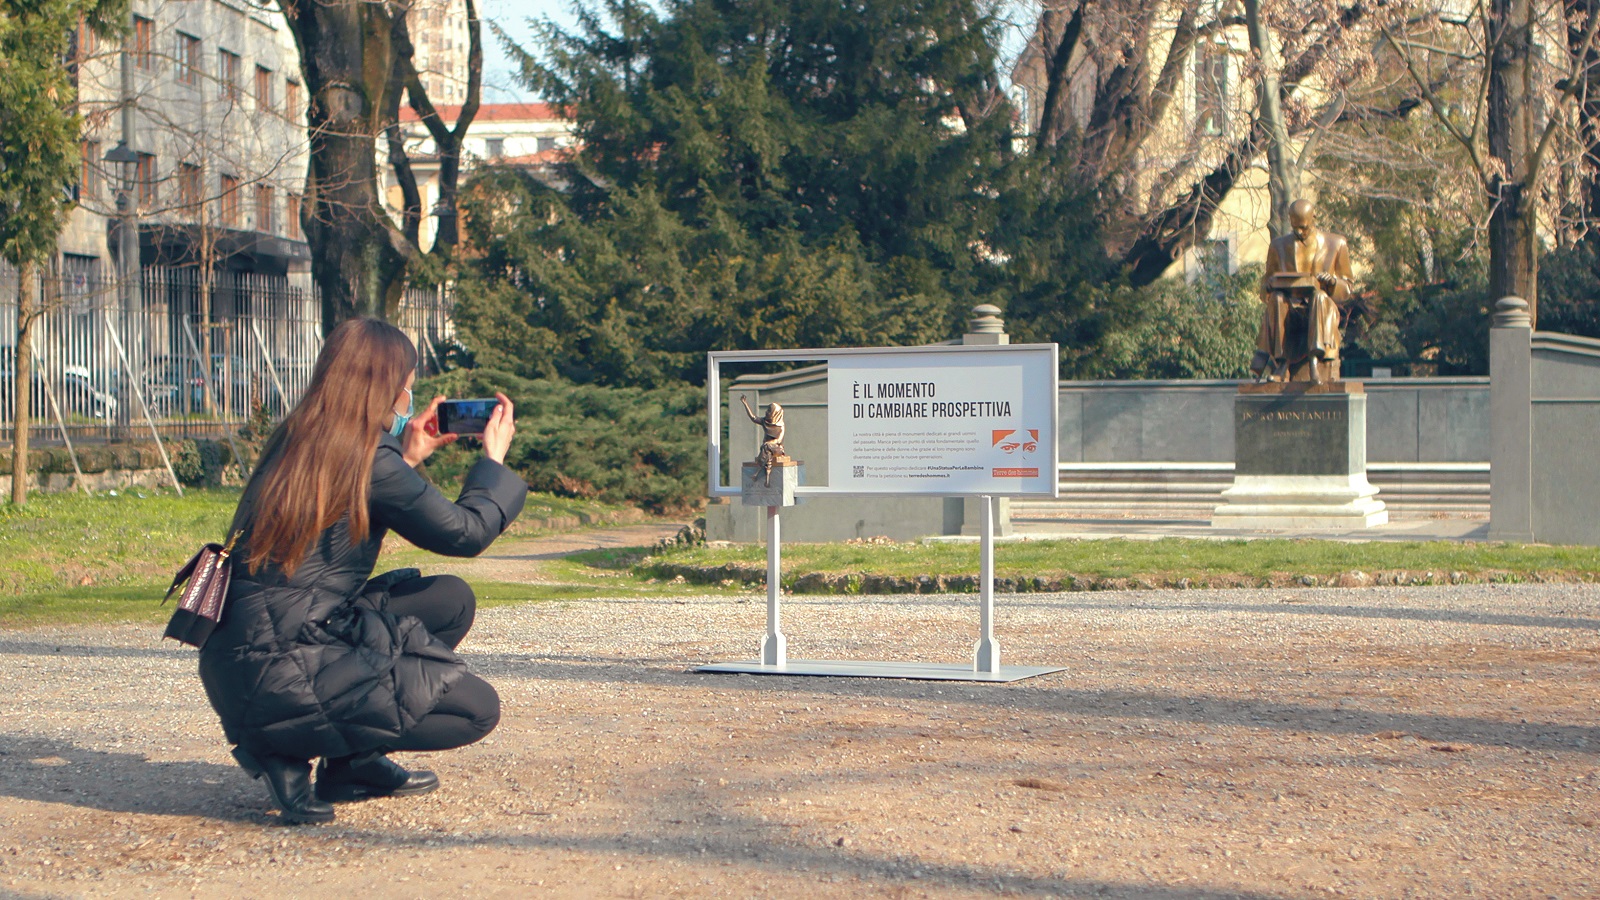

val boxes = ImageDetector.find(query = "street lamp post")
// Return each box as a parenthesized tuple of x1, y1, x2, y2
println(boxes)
(104, 141, 140, 433)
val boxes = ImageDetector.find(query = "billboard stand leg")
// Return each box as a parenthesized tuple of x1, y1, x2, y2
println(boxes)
(974, 494, 1000, 673)
(760, 504, 787, 666)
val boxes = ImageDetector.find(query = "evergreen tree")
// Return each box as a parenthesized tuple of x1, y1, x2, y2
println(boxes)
(459, 0, 1029, 386)
(0, 0, 122, 267)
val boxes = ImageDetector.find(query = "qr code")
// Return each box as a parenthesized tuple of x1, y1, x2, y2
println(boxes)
(853, 466, 864, 478)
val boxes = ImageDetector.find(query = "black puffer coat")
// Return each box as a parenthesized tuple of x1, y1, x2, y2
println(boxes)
(198, 433, 527, 759)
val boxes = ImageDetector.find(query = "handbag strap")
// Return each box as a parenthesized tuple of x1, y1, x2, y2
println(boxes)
(163, 530, 242, 604)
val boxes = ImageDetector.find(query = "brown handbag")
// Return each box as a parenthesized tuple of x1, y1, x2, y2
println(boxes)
(163, 531, 240, 648)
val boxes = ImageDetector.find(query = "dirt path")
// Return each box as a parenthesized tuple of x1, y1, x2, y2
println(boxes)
(0, 578, 1597, 898)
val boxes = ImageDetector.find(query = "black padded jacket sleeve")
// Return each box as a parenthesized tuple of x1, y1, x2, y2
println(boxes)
(369, 435, 528, 557)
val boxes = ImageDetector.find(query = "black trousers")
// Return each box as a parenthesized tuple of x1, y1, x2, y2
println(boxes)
(379, 574, 501, 754)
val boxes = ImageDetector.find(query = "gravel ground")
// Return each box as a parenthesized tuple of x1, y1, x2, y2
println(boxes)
(1, 578, 1597, 899)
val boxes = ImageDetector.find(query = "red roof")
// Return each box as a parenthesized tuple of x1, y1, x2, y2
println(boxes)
(399, 102, 566, 123)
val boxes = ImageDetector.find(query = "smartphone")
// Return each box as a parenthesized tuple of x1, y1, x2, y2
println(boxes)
(436, 397, 498, 436)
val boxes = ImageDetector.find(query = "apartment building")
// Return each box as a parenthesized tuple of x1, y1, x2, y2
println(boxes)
(64, 0, 311, 281)
(411, 0, 473, 106)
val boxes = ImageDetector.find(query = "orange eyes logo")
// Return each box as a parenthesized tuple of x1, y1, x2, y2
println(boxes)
(992, 429, 1040, 455)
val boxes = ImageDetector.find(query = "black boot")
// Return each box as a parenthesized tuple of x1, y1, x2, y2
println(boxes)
(232, 747, 336, 825)
(315, 752, 439, 803)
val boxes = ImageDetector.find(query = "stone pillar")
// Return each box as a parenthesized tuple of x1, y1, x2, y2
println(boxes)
(961, 304, 1014, 536)
(963, 304, 1009, 346)
(1489, 296, 1534, 542)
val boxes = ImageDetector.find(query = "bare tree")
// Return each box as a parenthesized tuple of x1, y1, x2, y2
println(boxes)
(1381, 0, 1600, 321)
(1007, 0, 1395, 286)
(383, 0, 484, 262)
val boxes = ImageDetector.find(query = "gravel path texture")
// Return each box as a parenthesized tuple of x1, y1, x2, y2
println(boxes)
(0, 559, 1596, 898)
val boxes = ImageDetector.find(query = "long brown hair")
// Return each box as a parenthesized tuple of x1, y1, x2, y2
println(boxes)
(240, 317, 418, 575)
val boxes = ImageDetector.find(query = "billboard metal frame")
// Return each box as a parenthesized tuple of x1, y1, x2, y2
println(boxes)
(700, 343, 1065, 683)
(706, 343, 1061, 500)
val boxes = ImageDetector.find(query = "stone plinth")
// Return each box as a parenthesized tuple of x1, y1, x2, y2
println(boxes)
(1211, 382, 1388, 529)
(741, 461, 802, 507)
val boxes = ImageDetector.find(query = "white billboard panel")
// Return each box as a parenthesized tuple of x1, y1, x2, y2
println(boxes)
(825, 346, 1057, 497)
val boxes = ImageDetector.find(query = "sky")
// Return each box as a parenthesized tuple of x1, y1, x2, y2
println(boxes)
(478, 0, 581, 102)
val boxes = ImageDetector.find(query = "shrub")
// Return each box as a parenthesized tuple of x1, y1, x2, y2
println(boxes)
(170, 439, 231, 487)
(416, 369, 706, 512)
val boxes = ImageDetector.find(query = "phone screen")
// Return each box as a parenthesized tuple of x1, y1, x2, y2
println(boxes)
(437, 398, 497, 436)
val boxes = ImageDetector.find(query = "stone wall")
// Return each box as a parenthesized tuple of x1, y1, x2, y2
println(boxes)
(0, 439, 243, 496)
(1057, 378, 1488, 464)
(707, 371, 1491, 542)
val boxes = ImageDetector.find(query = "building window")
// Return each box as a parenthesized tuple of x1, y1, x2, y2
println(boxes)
(177, 32, 201, 86)
(79, 140, 100, 201)
(74, 16, 98, 65)
(536, 136, 556, 153)
(136, 153, 158, 206)
(1196, 238, 1232, 278)
(286, 193, 303, 240)
(285, 80, 301, 120)
(178, 163, 202, 216)
(485, 138, 504, 159)
(1195, 43, 1228, 135)
(218, 49, 241, 101)
(133, 15, 154, 70)
(255, 184, 274, 233)
(255, 65, 273, 110)
(219, 174, 240, 227)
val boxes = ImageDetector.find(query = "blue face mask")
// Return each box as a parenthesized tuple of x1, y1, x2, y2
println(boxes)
(389, 387, 413, 437)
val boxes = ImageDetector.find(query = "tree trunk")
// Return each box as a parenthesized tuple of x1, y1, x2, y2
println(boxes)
(1486, 0, 1536, 319)
(277, 0, 412, 331)
(1244, 0, 1295, 238)
(396, 0, 483, 260)
(11, 263, 35, 505)
(1033, 4, 1085, 153)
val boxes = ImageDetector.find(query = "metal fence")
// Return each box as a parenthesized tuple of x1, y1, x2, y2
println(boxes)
(1, 259, 452, 450)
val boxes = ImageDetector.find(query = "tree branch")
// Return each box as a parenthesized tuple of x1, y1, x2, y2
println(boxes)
(1114, 1, 1376, 285)
(1527, 0, 1600, 185)
(1380, 21, 1489, 182)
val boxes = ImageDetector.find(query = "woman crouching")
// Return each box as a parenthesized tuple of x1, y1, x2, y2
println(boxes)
(199, 317, 525, 824)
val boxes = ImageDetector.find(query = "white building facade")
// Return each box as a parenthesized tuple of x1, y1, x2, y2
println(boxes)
(67, 0, 311, 279)
(383, 102, 577, 250)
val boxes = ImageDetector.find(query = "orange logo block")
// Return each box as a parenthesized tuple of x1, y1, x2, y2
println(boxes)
(991, 429, 1040, 455)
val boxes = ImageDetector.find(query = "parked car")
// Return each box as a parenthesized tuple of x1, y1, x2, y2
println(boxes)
(141, 355, 207, 417)
(139, 353, 260, 416)
(57, 366, 119, 419)
(1, 363, 117, 422)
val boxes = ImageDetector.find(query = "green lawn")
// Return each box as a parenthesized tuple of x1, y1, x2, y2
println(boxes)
(0, 486, 651, 629)
(636, 536, 1600, 589)
(0, 487, 240, 597)
(4, 486, 1598, 629)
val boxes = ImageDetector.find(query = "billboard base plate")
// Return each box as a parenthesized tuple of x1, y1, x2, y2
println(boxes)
(694, 659, 1064, 683)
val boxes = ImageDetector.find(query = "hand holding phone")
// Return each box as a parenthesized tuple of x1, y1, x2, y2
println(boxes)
(436, 398, 499, 437)
(481, 393, 515, 464)
(402, 394, 459, 468)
